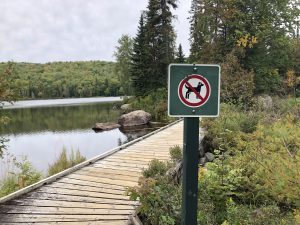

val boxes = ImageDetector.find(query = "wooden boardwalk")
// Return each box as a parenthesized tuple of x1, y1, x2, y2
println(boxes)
(0, 120, 183, 225)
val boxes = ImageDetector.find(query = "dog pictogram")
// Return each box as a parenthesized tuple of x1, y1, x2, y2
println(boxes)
(185, 82, 204, 99)
(178, 74, 211, 108)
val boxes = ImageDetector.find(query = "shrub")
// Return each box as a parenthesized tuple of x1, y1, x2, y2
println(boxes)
(128, 88, 171, 121)
(221, 48, 254, 105)
(169, 145, 182, 162)
(47, 148, 86, 176)
(128, 99, 299, 225)
(127, 147, 183, 225)
(142, 159, 169, 178)
(200, 99, 299, 223)
(0, 156, 42, 197)
(202, 103, 261, 154)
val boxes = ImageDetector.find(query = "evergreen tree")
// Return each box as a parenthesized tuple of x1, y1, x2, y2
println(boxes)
(189, 0, 206, 63)
(175, 44, 185, 63)
(145, 0, 177, 91)
(130, 13, 149, 96)
(130, 0, 177, 96)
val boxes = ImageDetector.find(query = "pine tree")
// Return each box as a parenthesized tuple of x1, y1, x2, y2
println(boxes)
(189, 0, 204, 63)
(130, 13, 149, 96)
(175, 44, 185, 63)
(130, 0, 177, 96)
(144, 0, 177, 91)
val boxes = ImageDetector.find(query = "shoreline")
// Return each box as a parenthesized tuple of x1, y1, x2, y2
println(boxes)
(1, 96, 124, 109)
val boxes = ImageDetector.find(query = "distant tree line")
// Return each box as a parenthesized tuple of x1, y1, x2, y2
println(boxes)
(0, 61, 122, 99)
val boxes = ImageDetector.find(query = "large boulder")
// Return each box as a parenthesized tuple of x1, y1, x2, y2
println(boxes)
(92, 123, 121, 132)
(257, 95, 273, 110)
(118, 110, 151, 127)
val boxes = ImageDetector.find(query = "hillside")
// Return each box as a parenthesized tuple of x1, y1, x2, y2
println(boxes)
(0, 61, 121, 99)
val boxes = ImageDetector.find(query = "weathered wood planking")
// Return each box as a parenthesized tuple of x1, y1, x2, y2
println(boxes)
(0, 120, 183, 224)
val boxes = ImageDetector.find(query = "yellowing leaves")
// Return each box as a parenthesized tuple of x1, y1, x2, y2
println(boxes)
(285, 70, 298, 88)
(236, 34, 258, 48)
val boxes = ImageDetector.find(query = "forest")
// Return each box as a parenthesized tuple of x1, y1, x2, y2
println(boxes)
(0, 61, 122, 99)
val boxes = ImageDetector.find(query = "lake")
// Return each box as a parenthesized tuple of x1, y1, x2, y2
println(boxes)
(0, 97, 159, 177)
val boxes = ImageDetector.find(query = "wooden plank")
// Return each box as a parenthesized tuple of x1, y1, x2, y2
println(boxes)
(95, 161, 146, 170)
(91, 164, 141, 172)
(101, 158, 150, 165)
(66, 174, 137, 187)
(44, 183, 126, 196)
(0, 214, 130, 223)
(74, 170, 139, 182)
(0, 221, 130, 225)
(3, 205, 134, 215)
(34, 187, 130, 200)
(80, 167, 141, 177)
(23, 193, 138, 206)
(57, 177, 126, 191)
(117, 151, 170, 157)
(6, 199, 136, 210)
(115, 154, 170, 160)
(120, 146, 173, 152)
(110, 155, 167, 162)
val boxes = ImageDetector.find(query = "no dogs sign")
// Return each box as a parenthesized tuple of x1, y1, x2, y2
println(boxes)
(168, 64, 220, 117)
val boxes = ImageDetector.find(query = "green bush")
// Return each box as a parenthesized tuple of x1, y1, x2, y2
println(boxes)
(127, 99, 299, 225)
(47, 148, 86, 176)
(129, 88, 171, 121)
(169, 145, 182, 162)
(200, 98, 299, 223)
(0, 156, 42, 197)
(0, 177, 18, 198)
(221, 48, 254, 105)
(142, 159, 169, 178)
(127, 147, 183, 225)
(254, 68, 283, 94)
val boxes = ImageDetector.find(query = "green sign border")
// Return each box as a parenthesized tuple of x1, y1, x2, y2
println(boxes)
(168, 63, 221, 117)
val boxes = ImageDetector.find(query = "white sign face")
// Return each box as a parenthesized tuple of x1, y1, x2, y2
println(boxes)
(177, 74, 211, 108)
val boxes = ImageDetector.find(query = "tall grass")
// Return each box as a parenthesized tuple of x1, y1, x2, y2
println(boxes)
(0, 154, 42, 198)
(47, 147, 86, 176)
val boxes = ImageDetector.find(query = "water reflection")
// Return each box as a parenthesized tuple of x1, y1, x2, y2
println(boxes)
(0, 103, 120, 135)
(119, 124, 162, 143)
(0, 101, 164, 175)
(2, 128, 127, 175)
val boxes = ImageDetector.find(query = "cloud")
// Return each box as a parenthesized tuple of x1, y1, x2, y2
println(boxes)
(0, 0, 190, 63)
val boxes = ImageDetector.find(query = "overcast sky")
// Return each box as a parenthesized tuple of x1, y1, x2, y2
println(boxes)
(0, 0, 191, 63)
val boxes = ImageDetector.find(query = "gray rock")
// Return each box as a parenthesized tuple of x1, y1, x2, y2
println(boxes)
(118, 110, 151, 127)
(205, 152, 215, 162)
(92, 123, 121, 132)
(120, 104, 131, 110)
(257, 95, 273, 110)
(200, 157, 207, 166)
(199, 142, 205, 158)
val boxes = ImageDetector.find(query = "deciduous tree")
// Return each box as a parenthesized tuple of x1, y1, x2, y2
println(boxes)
(114, 35, 133, 95)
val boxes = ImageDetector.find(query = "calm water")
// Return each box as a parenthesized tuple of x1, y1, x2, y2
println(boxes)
(0, 97, 157, 176)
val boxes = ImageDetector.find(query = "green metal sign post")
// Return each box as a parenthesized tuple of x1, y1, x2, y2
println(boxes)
(182, 117, 199, 225)
(168, 64, 220, 225)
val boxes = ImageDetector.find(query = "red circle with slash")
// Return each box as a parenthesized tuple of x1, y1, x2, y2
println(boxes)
(178, 74, 211, 107)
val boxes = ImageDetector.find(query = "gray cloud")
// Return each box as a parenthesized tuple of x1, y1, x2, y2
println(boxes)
(0, 0, 191, 63)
